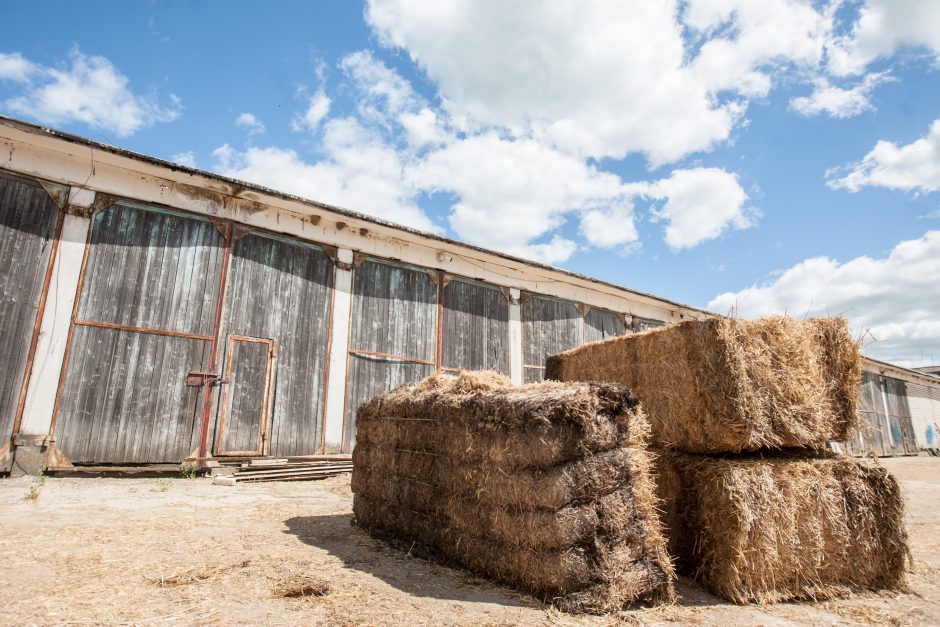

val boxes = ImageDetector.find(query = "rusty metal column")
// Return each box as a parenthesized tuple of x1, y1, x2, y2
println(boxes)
(508, 288, 523, 384)
(322, 248, 354, 453)
(17, 191, 94, 441)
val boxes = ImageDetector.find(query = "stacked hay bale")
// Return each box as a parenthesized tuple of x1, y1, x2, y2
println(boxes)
(545, 316, 910, 604)
(351, 371, 675, 613)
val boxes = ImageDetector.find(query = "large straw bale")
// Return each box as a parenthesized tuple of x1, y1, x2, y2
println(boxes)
(351, 371, 674, 613)
(545, 316, 861, 453)
(355, 370, 647, 468)
(352, 445, 644, 510)
(655, 451, 909, 604)
(353, 492, 673, 613)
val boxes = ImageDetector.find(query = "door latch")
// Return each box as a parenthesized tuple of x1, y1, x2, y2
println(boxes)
(185, 371, 230, 387)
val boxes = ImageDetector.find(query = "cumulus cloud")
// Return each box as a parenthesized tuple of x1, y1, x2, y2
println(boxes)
(213, 117, 437, 233)
(640, 168, 754, 251)
(789, 72, 892, 118)
(828, 0, 940, 77)
(235, 112, 265, 134)
(366, 0, 831, 166)
(293, 90, 331, 132)
(828, 118, 940, 193)
(1, 48, 181, 137)
(408, 133, 639, 262)
(709, 231, 940, 366)
(171, 151, 197, 168)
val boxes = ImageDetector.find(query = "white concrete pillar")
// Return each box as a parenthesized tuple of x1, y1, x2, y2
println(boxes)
(19, 200, 93, 435)
(508, 288, 523, 385)
(322, 248, 354, 453)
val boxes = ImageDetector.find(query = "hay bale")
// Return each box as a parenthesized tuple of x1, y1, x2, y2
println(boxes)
(351, 371, 675, 613)
(655, 451, 909, 604)
(356, 370, 648, 468)
(545, 316, 860, 453)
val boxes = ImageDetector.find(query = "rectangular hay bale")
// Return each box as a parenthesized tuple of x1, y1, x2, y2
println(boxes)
(545, 316, 861, 453)
(655, 451, 909, 604)
(351, 371, 675, 613)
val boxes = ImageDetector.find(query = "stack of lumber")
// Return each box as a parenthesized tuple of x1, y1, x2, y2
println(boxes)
(351, 371, 675, 614)
(546, 315, 910, 604)
(230, 458, 352, 483)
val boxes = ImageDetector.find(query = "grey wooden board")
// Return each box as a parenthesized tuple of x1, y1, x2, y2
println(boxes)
(349, 260, 437, 361)
(56, 326, 212, 463)
(442, 279, 509, 374)
(634, 317, 665, 332)
(0, 175, 60, 441)
(342, 260, 438, 452)
(849, 372, 892, 457)
(583, 307, 626, 344)
(219, 339, 269, 455)
(216, 233, 333, 457)
(76, 204, 224, 335)
(55, 204, 224, 463)
(522, 295, 581, 383)
(883, 378, 918, 455)
(344, 354, 434, 450)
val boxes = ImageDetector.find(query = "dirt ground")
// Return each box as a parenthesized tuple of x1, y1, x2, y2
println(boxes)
(0, 456, 936, 626)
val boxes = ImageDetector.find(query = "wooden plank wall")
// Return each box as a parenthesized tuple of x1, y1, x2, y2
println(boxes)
(217, 233, 333, 457)
(0, 174, 60, 443)
(343, 259, 437, 450)
(55, 204, 224, 464)
(441, 278, 509, 374)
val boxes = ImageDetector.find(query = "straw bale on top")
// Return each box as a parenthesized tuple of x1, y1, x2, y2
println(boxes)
(655, 451, 909, 604)
(355, 370, 648, 468)
(545, 316, 861, 454)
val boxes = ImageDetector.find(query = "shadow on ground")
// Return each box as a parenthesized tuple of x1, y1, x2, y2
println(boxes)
(282, 514, 536, 609)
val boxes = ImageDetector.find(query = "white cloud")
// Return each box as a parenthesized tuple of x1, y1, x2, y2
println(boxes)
(828, 118, 940, 193)
(1, 48, 181, 137)
(789, 71, 892, 118)
(0, 52, 36, 82)
(709, 231, 940, 367)
(293, 90, 331, 132)
(171, 151, 196, 168)
(828, 0, 940, 77)
(407, 133, 638, 262)
(641, 168, 753, 251)
(367, 0, 831, 166)
(235, 112, 265, 134)
(213, 117, 437, 233)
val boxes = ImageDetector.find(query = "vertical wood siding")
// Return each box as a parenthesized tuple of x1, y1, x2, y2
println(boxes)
(442, 278, 509, 374)
(521, 295, 581, 383)
(55, 204, 224, 464)
(216, 233, 333, 457)
(583, 307, 626, 344)
(0, 175, 60, 441)
(217, 338, 271, 455)
(848, 372, 919, 457)
(344, 259, 437, 450)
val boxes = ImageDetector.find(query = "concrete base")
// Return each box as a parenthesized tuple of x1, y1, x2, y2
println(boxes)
(10, 444, 44, 477)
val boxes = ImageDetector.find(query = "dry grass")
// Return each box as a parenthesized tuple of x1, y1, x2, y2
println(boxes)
(352, 370, 674, 614)
(545, 315, 861, 454)
(655, 451, 910, 604)
(274, 574, 331, 598)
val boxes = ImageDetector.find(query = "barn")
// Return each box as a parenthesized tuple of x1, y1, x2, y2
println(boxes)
(0, 116, 707, 474)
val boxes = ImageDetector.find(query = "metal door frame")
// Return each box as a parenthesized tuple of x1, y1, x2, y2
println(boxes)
(213, 334, 277, 456)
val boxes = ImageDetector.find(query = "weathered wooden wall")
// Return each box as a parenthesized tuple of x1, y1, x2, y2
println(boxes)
(0, 174, 61, 447)
(54, 203, 223, 464)
(847, 371, 918, 457)
(216, 232, 333, 457)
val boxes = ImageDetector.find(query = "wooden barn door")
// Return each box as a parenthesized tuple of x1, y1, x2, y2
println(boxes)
(214, 336, 276, 456)
(211, 231, 333, 457)
(53, 203, 225, 464)
(0, 173, 62, 459)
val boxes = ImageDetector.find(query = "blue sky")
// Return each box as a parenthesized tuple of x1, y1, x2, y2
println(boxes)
(1, 1, 938, 366)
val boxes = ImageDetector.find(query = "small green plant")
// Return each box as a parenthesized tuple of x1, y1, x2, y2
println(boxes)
(151, 479, 172, 493)
(178, 462, 198, 479)
(23, 469, 46, 501)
